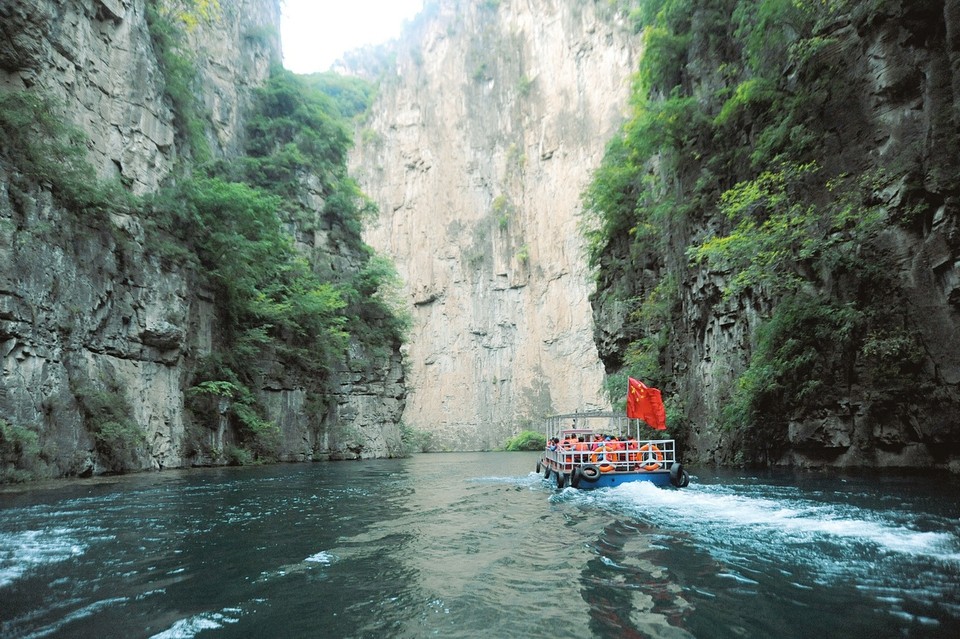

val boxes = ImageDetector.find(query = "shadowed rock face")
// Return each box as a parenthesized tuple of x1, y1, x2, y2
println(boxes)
(748, 3, 958, 469)
(589, 1, 960, 470)
(0, 0, 405, 478)
(350, 0, 641, 450)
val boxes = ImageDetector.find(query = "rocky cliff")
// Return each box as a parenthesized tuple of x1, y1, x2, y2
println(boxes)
(0, 0, 405, 480)
(352, 0, 960, 469)
(586, 0, 960, 470)
(9, 0, 951, 477)
(349, 0, 641, 449)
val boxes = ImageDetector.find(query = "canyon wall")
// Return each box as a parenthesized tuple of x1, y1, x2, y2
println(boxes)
(587, 0, 960, 470)
(350, 0, 640, 449)
(0, 0, 404, 479)
(353, 0, 960, 469)
(10, 0, 951, 474)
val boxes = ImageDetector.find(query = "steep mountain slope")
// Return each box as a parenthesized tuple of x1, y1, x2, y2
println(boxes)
(350, 0, 641, 449)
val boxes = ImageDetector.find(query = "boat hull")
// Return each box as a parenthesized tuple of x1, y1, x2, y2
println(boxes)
(571, 469, 672, 489)
(538, 454, 684, 490)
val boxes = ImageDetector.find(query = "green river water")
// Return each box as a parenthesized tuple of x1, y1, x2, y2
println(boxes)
(1, 452, 958, 638)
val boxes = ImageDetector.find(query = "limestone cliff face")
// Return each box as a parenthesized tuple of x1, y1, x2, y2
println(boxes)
(772, 2, 960, 469)
(350, 0, 640, 449)
(1, 0, 177, 193)
(0, 0, 404, 478)
(590, 1, 960, 470)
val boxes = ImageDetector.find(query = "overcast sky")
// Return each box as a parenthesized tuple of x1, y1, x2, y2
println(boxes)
(280, 0, 425, 73)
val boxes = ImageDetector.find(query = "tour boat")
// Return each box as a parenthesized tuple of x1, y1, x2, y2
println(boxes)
(536, 411, 690, 490)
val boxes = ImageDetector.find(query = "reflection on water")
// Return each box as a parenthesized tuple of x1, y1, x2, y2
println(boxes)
(0, 455, 958, 638)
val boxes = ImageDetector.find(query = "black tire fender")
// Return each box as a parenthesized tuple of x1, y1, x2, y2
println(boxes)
(579, 464, 601, 481)
(570, 468, 581, 488)
(670, 462, 689, 488)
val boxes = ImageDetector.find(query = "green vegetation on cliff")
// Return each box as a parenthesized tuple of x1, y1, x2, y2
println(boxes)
(0, 91, 136, 224)
(147, 66, 407, 464)
(0, 53, 403, 474)
(584, 0, 958, 465)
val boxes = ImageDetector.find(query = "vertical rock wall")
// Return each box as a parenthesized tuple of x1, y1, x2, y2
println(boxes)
(351, 0, 641, 449)
(0, 0, 282, 190)
(692, 2, 960, 468)
(590, 1, 960, 470)
(0, 0, 281, 474)
(1, 0, 406, 476)
(1, 0, 174, 192)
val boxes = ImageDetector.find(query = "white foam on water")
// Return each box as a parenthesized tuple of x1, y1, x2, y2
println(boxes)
(596, 480, 960, 566)
(0, 528, 86, 588)
(569, 478, 960, 626)
(15, 596, 129, 639)
(305, 550, 334, 565)
(149, 609, 241, 639)
(255, 549, 338, 583)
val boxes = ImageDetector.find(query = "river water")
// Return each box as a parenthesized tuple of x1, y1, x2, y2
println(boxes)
(1, 452, 958, 638)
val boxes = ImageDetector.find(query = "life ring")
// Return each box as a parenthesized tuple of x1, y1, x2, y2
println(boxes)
(638, 443, 663, 471)
(590, 445, 614, 465)
(579, 464, 601, 481)
(598, 462, 615, 473)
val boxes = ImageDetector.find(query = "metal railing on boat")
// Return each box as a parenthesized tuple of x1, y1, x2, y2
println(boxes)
(543, 439, 676, 473)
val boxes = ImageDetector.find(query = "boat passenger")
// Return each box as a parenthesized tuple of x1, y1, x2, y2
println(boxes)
(574, 436, 587, 452)
(625, 437, 639, 467)
(606, 436, 623, 463)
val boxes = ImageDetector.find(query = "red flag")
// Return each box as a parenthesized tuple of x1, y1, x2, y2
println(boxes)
(627, 377, 666, 430)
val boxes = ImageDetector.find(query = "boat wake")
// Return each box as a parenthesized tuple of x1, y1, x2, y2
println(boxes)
(601, 481, 959, 563)
(566, 478, 960, 624)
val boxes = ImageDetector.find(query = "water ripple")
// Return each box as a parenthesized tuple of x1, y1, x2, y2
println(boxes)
(1, 456, 958, 638)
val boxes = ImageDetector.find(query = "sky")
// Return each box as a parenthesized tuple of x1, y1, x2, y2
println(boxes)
(280, 0, 425, 74)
